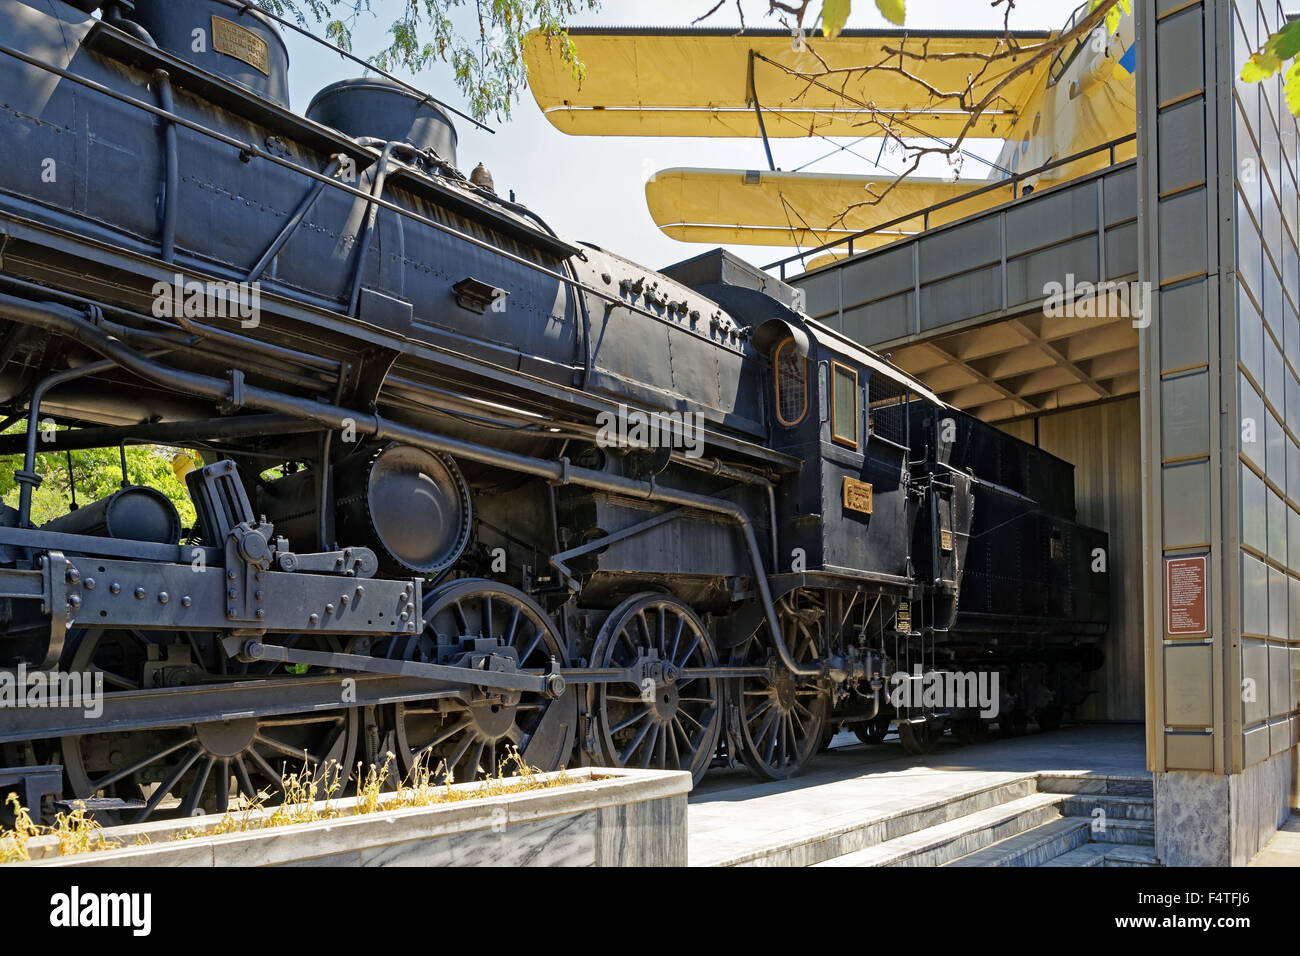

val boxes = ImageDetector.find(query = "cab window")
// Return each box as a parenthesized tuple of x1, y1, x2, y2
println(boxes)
(774, 337, 808, 426)
(831, 361, 859, 448)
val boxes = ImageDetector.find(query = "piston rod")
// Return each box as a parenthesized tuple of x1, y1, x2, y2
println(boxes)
(240, 641, 567, 698)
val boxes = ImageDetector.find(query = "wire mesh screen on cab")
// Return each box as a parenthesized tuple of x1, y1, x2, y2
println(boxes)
(868, 374, 909, 446)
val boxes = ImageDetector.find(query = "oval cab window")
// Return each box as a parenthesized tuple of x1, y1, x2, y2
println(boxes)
(774, 338, 808, 426)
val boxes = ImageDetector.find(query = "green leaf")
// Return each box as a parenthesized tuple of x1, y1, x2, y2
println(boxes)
(874, 0, 905, 27)
(1242, 18, 1300, 115)
(259, 0, 603, 123)
(821, 0, 852, 37)
(1265, 19, 1300, 61)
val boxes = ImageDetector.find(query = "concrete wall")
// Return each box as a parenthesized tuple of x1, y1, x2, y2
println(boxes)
(1001, 397, 1146, 722)
(1157, 746, 1295, 865)
(15, 767, 692, 867)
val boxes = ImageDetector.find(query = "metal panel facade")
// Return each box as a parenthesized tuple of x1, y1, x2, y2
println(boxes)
(798, 163, 1139, 349)
(1139, 0, 1300, 775)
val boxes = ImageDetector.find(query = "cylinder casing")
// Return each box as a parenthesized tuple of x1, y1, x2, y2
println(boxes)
(43, 486, 182, 545)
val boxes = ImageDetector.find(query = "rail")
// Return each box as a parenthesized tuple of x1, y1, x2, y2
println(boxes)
(763, 133, 1138, 280)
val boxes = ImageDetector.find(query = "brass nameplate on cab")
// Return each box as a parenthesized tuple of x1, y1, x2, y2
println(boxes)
(843, 477, 873, 515)
(212, 16, 272, 76)
(941, 529, 954, 552)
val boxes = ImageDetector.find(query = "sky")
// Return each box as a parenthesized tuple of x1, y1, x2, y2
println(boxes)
(281, 0, 1089, 273)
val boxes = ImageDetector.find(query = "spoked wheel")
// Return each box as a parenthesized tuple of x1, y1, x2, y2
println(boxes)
(384, 580, 573, 783)
(730, 590, 831, 781)
(898, 717, 942, 755)
(58, 629, 358, 823)
(853, 712, 892, 745)
(589, 594, 722, 785)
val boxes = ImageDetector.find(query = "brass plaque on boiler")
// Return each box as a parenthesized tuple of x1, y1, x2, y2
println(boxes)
(940, 529, 954, 552)
(843, 477, 873, 515)
(212, 16, 271, 76)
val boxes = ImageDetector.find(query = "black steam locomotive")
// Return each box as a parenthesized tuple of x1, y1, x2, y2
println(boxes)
(0, 0, 1108, 821)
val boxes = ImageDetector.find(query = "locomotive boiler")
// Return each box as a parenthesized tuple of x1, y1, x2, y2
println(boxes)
(0, 0, 1109, 821)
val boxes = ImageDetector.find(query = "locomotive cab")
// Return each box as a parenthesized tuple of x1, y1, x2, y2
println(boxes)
(660, 248, 942, 587)
(757, 318, 933, 585)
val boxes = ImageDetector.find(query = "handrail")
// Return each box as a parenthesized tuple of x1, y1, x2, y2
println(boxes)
(763, 132, 1137, 278)
(0, 37, 707, 343)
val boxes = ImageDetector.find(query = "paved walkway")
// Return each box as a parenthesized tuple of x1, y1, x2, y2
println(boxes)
(689, 724, 1147, 866)
(1248, 814, 1300, 866)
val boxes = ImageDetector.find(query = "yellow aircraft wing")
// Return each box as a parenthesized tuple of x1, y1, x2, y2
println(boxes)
(525, 27, 1053, 138)
(645, 168, 1014, 248)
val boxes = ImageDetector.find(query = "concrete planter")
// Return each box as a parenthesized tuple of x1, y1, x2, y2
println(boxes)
(11, 767, 690, 867)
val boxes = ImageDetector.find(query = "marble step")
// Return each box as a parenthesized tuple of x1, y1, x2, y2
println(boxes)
(814, 793, 1067, 868)
(1058, 794, 1155, 822)
(945, 817, 1091, 867)
(1089, 818, 1155, 845)
(1099, 845, 1160, 866)
(1038, 774, 1153, 799)
(1040, 844, 1109, 867)
(713, 776, 1040, 867)
(1039, 843, 1159, 867)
